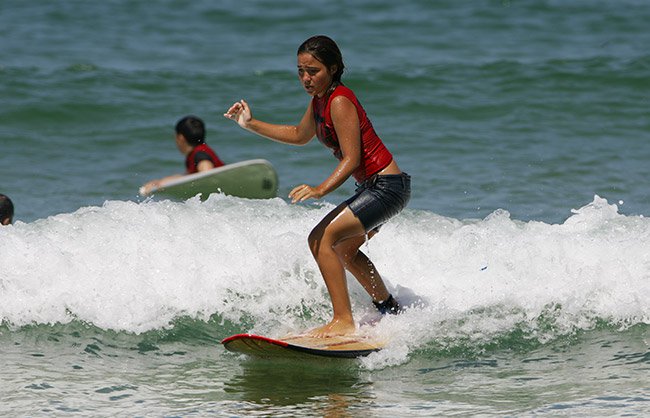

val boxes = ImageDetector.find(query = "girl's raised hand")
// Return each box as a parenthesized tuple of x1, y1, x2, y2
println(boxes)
(223, 99, 252, 128)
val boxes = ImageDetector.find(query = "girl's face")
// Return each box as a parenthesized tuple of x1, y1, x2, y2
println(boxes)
(297, 52, 336, 98)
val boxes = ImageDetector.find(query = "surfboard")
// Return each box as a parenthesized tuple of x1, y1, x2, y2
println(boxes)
(221, 333, 384, 359)
(141, 159, 278, 200)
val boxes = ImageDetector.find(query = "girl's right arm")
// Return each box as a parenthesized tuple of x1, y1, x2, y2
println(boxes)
(224, 99, 315, 146)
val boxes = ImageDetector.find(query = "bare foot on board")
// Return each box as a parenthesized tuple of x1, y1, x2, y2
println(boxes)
(308, 318, 356, 338)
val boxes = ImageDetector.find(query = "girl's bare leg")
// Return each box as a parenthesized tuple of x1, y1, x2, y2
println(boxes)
(307, 204, 367, 337)
(333, 233, 391, 303)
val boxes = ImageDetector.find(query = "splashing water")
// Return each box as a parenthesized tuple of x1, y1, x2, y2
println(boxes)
(1, 194, 648, 366)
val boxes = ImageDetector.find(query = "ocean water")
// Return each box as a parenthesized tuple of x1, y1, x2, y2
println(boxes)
(1, 0, 649, 416)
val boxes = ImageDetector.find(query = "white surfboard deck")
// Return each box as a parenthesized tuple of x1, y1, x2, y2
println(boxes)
(141, 159, 278, 200)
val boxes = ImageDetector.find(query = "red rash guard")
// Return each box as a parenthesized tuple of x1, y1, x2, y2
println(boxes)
(185, 143, 225, 174)
(312, 85, 393, 183)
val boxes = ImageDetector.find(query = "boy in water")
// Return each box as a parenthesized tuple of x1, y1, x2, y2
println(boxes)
(0, 194, 14, 225)
(140, 115, 225, 195)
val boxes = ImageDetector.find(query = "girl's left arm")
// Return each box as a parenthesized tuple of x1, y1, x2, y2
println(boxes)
(289, 95, 361, 202)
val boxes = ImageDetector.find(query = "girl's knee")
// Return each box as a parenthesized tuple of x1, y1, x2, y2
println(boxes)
(333, 243, 358, 266)
(308, 225, 330, 257)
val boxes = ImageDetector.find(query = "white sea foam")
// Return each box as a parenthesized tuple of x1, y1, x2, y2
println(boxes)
(1, 194, 648, 364)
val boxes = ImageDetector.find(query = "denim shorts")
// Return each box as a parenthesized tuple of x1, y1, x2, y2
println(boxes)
(345, 172, 411, 232)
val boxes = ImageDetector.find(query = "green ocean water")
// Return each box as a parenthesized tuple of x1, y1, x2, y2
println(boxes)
(1, 1, 649, 416)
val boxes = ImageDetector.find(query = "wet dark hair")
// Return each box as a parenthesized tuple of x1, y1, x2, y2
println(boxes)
(175, 115, 206, 146)
(297, 35, 345, 83)
(0, 193, 14, 225)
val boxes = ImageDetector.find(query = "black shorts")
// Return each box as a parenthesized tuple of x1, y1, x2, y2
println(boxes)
(345, 173, 411, 232)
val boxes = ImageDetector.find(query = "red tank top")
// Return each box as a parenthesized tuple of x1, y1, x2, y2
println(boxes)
(312, 85, 393, 182)
(185, 143, 225, 174)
